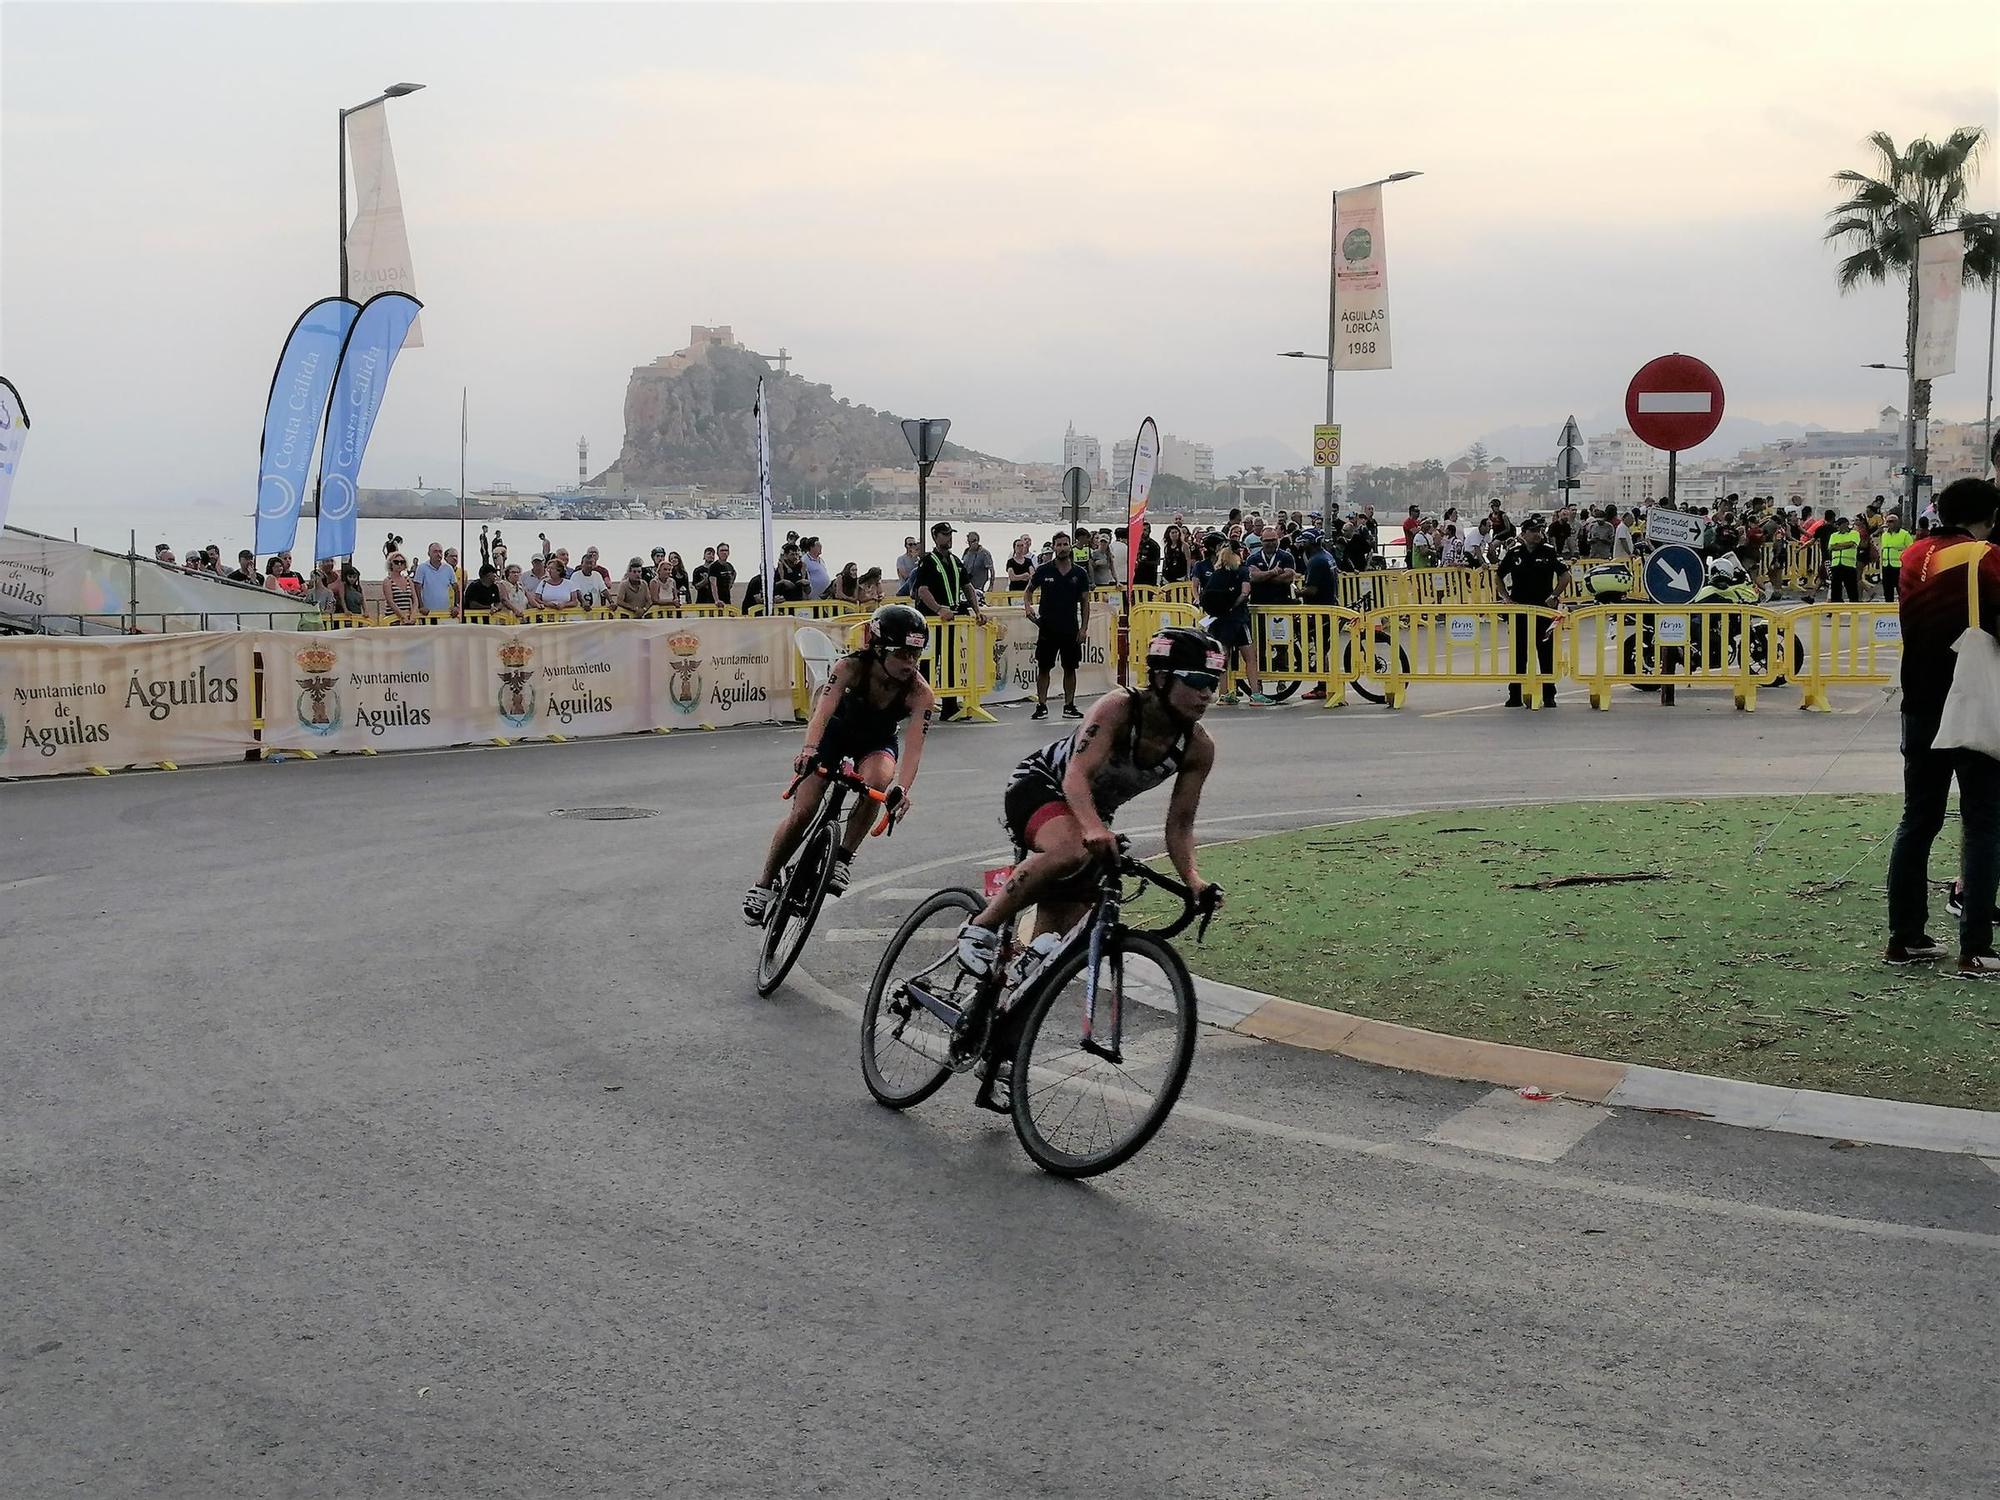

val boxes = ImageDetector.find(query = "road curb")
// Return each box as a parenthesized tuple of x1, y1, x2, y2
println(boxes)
(1194, 979, 2000, 1158)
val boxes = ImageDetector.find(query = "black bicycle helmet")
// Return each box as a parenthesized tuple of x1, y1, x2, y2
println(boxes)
(1145, 625, 1226, 678)
(866, 602, 929, 656)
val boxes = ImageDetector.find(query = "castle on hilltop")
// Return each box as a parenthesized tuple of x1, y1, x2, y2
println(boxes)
(632, 325, 792, 383)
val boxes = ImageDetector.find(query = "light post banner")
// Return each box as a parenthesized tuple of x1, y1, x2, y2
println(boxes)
(256, 298, 360, 557)
(314, 291, 423, 562)
(0, 376, 29, 535)
(344, 103, 423, 347)
(0, 634, 257, 778)
(1914, 230, 1966, 380)
(1333, 185, 1393, 371)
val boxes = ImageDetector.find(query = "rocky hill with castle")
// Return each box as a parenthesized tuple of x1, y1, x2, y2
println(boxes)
(598, 327, 991, 497)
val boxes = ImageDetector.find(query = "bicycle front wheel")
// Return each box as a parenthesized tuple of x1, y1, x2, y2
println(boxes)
(757, 824, 837, 997)
(1010, 931, 1197, 1177)
(860, 888, 980, 1108)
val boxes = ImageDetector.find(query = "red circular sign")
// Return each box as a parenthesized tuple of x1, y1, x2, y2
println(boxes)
(1625, 353, 1724, 452)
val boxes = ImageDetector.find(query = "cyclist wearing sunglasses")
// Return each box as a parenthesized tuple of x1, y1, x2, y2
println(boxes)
(745, 603, 936, 925)
(956, 626, 1225, 975)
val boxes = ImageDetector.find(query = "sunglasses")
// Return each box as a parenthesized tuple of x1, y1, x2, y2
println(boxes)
(1171, 670, 1220, 692)
(887, 646, 925, 661)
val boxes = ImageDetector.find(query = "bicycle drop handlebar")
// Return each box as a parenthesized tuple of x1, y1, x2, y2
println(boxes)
(1108, 851, 1223, 943)
(781, 764, 903, 836)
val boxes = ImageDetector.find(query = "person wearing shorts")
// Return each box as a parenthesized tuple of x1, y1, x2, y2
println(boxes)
(1023, 534, 1093, 721)
(743, 604, 933, 925)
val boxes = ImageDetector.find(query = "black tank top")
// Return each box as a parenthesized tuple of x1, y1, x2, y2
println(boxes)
(1008, 689, 1187, 819)
(826, 653, 914, 743)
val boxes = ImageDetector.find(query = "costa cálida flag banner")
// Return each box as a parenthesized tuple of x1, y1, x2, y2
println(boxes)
(1332, 184, 1392, 370)
(756, 377, 775, 616)
(1913, 229, 1966, 380)
(314, 291, 423, 562)
(1124, 416, 1158, 595)
(256, 298, 359, 557)
(0, 376, 29, 535)
(345, 103, 423, 347)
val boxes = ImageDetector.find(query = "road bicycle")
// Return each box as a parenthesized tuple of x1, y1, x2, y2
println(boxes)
(754, 762, 898, 998)
(859, 840, 1222, 1178)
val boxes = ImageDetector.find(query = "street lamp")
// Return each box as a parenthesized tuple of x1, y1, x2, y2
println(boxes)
(1283, 170, 1422, 513)
(900, 417, 951, 540)
(339, 82, 425, 297)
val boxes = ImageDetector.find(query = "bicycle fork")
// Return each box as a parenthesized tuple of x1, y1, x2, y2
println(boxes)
(1079, 908, 1125, 1065)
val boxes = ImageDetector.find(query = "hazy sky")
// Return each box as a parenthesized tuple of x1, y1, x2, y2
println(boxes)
(2, 0, 1996, 529)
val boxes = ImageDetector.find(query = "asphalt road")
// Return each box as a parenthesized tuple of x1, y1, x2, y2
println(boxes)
(5, 680, 1996, 1498)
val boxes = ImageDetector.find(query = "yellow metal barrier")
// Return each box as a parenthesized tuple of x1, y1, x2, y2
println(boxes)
(1789, 603, 1900, 712)
(1339, 567, 1496, 611)
(770, 598, 865, 619)
(1128, 600, 1199, 654)
(830, 613, 1001, 722)
(1246, 605, 1363, 707)
(1566, 604, 1789, 711)
(1357, 605, 1565, 710)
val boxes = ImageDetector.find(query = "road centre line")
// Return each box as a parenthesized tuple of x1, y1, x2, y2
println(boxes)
(783, 964, 1996, 1250)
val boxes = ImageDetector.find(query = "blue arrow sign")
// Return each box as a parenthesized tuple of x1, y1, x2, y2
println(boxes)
(1644, 544, 1706, 605)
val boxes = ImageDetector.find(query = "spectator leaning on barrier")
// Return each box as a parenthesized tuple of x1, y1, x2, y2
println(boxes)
(702, 543, 737, 608)
(856, 567, 885, 607)
(960, 532, 995, 594)
(228, 549, 263, 586)
(539, 557, 580, 610)
(382, 553, 420, 623)
(802, 537, 831, 598)
(612, 558, 652, 615)
(496, 564, 529, 617)
(1885, 476, 2000, 976)
(1498, 515, 1564, 709)
(775, 542, 811, 603)
(895, 536, 923, 596)
(464, 562, 503, 614)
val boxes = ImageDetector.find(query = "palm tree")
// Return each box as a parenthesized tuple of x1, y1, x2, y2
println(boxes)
(1825, 127, 1997, 507)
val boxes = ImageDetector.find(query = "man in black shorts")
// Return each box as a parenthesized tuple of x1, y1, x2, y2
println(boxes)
(1022, 529, 1093, 721)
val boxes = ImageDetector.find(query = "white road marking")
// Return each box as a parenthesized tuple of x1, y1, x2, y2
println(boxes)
(1421, 691, 1592, 720)
(865, 888, 949, 902)
(1425, 1088, 1613, 1163)
(785, 963, 1996, 1250)
(820, 928, 904, 942)
(1983, 1157, 2000, 1178)
(0, 874, 59, 893)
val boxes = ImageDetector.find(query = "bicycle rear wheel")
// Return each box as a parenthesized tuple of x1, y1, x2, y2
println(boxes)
(861, 888, 980, 1108)
(1341, 632, 1406, 705)
(757, 823, 837, 997)
(1009, 931, 1197, 1177)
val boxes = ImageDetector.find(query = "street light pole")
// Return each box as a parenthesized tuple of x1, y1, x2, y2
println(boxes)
(338, 82, 425, 298)
(1286, 170, 1420, 516)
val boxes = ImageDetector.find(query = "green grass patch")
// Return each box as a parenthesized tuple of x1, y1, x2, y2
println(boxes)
(1181, 797, 1998, 1111)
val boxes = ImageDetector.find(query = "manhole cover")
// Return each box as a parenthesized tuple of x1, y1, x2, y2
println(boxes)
(550, 807, 660, 821)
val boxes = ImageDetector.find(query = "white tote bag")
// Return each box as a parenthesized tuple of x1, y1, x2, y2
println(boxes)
(1931, 542, 2000, 758)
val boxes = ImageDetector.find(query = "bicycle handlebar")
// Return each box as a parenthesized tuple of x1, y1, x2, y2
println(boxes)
(1113, 855, 1223, 943)
(782, 764, 904, 837)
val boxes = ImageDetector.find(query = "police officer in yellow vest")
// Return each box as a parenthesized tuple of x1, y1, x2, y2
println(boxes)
(1827, 516, 1862, 603)
(1878, 515, 1914, 602)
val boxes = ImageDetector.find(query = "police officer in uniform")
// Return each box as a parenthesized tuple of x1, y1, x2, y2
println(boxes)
(1497, 513, 1565, 708)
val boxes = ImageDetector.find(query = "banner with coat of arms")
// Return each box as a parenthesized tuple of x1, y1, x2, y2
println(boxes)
(981, 607, 1117, 705)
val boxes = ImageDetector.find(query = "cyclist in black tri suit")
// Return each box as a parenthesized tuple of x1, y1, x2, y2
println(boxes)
(955, 626, 1225, 975)
(744, 603, 936, 925)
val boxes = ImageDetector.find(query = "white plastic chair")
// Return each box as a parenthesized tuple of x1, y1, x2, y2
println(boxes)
(794, 626, 841, 697)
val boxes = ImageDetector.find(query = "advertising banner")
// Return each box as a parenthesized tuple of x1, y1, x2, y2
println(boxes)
(2, 527, 314, 632)
(1913, 230, 1966, 380)
(467, 619, 652, 741)
(257, 627, 474, 754)
(653, 615, 795, 728)
(0, 376, 28, 535)
(1125, 417, 1158, 587)
(257, 298, 359, 557)
(1332, 184, 1393, 371)
(344, 103, 423, 346)
(315, 291, 423, 562)
(982, 606, 1116, 705)
(0, 634, 257, 778)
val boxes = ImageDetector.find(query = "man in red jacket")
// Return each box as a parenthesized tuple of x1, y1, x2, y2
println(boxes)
(1885, 477, 2000, 976)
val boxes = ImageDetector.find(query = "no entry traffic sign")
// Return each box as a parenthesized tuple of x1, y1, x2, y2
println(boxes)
(1625, 354, 1724, 452)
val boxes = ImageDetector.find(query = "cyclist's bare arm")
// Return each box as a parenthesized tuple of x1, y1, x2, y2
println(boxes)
(1060, 692, 1131, 863)
(795, 656, 855, 772)
(1163, 728, 1215, 899)
(893, 682, 937, 809)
